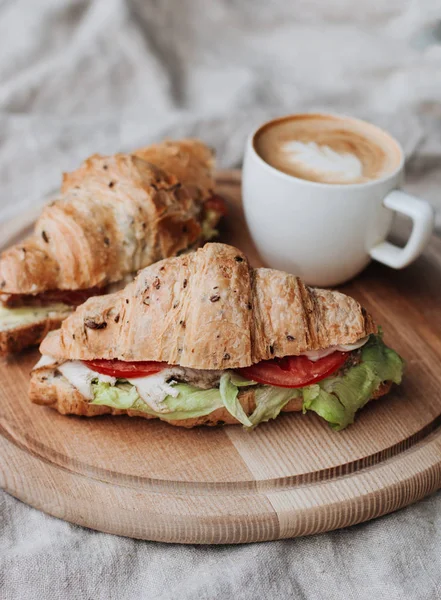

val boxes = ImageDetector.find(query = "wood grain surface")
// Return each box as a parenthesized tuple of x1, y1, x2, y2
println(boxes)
(1, 170, 440, 544)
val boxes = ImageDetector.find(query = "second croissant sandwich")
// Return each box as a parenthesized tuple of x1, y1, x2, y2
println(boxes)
(30, 243, 404, 431)
(0, 139, 225, 355)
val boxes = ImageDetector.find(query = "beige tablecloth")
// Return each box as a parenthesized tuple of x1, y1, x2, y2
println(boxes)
(1, 1, 441, 598)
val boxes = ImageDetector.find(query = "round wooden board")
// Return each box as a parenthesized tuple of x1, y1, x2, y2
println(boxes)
(1, 170, 441, 544)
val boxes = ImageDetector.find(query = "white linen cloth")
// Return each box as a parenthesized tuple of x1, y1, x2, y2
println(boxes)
(1, 1, 440, 598)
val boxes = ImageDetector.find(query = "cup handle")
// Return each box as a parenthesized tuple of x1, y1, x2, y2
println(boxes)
(369, 190, 435, 268)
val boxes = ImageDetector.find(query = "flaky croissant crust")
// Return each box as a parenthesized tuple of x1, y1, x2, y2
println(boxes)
(40, 243, 376, 369)
(0, 139, 215, 296)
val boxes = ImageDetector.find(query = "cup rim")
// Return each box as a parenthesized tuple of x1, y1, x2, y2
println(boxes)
(249, 112, 405, 189)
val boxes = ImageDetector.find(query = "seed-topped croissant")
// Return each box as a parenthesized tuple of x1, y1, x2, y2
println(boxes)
(133, 139, 215, 203)
(63, 138, 215, 204)
(0, 139, 224, 355)
(40, 243, 376, 367)
(31, 244, 404, 430)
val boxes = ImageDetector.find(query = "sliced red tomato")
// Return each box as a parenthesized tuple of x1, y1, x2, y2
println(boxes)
(84, 359, 168, 379)
(204, 194, 228, 216)
(237, 352, 348, 388)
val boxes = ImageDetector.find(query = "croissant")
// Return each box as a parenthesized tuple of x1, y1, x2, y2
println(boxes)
(40, 243, 376, 368)
(0, 139, 216, 296)
(133, 139, 214, 203)
(63, 138, 214, 203)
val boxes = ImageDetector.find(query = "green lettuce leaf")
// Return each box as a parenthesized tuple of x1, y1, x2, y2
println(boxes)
(302, 334, 404, 430)
(153, 384, 224, 420)
(219, 373, 253, 427)
(360, 336, 403, 385)
(93, 375, 256, 425)
(228, 372, 258, 387)
(302, 385, 347, 428)
(92, 381, 139, 410)
(248, 386, 300, 429)
(201, 209, 219, 240)
(91, 381, 223, 421)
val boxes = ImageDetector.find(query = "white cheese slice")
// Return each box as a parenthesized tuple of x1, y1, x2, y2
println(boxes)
(303, 336, 370, 362)
(58, 361, 116, 400)
(127, 370, 179, 413)
(0, 304, 72, 331)
(33, 354, 59, 370)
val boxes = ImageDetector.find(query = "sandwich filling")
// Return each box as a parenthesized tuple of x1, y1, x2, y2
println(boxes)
(0, 198, 226, 335)
(0, 287, 104, 332)
(35, 332, 404, 430)
(0, 304, 73, 331)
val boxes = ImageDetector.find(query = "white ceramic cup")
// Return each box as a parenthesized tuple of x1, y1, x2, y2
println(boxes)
(242, 113, 435, 287)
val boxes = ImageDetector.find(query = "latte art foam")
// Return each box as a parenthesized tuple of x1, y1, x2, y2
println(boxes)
(282, 140, 363, 183)
(254, 114, 402, 185)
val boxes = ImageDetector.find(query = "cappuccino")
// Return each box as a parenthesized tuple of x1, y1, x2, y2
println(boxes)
(253, 114, 402, 185)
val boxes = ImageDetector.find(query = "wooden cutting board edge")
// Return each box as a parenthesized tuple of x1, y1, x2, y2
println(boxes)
(2, 423, 441, 544)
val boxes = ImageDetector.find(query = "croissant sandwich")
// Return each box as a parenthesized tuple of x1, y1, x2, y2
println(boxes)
(0, 139, 225, 355)
(30, 243, 404, 431)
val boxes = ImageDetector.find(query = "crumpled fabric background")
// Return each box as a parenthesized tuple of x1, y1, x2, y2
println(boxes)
(1, 1, 441, 598)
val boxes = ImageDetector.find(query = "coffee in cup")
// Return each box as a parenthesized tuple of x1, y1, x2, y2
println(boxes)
(253, 114, 402, 185)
